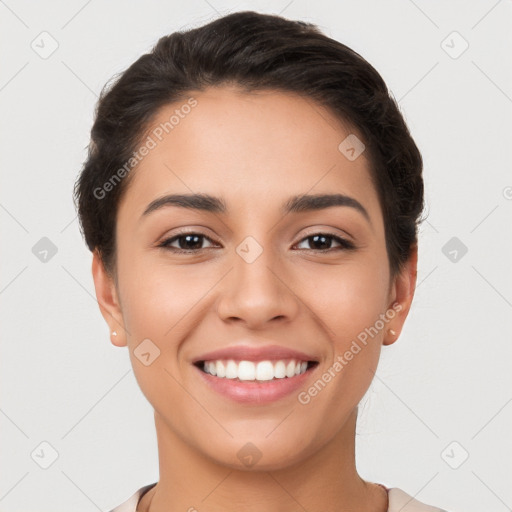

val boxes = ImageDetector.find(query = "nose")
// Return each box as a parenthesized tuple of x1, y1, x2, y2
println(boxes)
(216, 243, 300, 329)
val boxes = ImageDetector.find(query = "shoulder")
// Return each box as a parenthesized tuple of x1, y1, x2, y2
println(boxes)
(387, 487, 451, 512)
(108, 483, 157, 512)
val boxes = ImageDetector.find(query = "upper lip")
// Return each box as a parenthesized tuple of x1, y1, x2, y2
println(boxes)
(192, 344, 319, 364)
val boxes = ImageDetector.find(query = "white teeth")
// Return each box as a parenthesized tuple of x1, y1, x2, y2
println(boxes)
(286, 360, 296, 378)
(238, 361, 255, 381)
(201, 359, 311, 381)
(274, 361, 286, 378)
(216, 360, 226, 378)
(225, 360, 238, 379)
(255, 361, 274, 381)
(207, 361, 217, 376)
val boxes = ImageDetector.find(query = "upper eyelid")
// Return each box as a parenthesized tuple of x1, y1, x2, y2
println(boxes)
(161, 230, 353, 249)
(160, 232, 219, 248)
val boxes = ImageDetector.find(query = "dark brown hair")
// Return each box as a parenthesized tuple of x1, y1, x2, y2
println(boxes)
(73, 10, 423, 280)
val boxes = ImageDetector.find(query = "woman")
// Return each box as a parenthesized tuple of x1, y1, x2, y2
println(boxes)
(74, 10, 451, 512)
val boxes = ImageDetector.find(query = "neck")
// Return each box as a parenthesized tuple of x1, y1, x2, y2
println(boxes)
(139, 408, 387, 512)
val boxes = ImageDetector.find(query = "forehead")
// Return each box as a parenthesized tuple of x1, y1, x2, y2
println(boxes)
(117, 86, 381, 224)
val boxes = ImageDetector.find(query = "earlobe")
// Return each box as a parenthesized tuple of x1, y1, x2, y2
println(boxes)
(110, 330, 124, 347)
(384, 327, 398, 346)
(383, 245, 418, 346)
(91, 250, 127, 347)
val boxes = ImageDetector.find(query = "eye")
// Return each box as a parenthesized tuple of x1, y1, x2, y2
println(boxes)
(294, 233, 355, 251)
(157, 231, 355, 254)
(158, 232, 218, 253)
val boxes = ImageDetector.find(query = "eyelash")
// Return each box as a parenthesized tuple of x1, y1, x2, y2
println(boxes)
(157, 231, 356, 254)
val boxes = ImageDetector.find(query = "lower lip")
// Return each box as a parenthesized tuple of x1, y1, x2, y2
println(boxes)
(193, 363, 318, 404)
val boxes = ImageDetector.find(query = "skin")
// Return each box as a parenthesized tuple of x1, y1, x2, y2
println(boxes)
(92, 85, 417, 512)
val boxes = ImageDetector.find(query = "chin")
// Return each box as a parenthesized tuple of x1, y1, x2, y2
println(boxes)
(200, 434, 318, 472)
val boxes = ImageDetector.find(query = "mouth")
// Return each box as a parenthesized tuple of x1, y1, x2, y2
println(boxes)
(192, 358, 320, 404)
(193, 358, 319, 382)
(191, 344, 320, 403)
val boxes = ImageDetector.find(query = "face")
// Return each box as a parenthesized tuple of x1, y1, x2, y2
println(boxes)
(93, 85, 416, 471)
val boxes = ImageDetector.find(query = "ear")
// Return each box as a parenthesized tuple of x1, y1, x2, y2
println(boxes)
(91, 250, 127, 347)
(383, 245, 418, 346)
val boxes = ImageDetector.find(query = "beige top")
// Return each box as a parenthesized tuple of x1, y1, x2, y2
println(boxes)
(109, 483, 450, 511)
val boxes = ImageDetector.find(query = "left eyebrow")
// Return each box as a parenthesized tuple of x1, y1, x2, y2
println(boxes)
(140, 192, 371, 224)
(281, 193, 371, 224)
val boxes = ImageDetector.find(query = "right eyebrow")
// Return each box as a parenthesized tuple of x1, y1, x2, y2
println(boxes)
(141, 193, 227, 219)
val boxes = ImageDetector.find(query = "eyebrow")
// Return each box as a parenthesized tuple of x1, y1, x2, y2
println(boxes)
(141, 193, 370, 223)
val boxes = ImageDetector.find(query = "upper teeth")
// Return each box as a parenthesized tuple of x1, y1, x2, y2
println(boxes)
(202, 359, 309, 381)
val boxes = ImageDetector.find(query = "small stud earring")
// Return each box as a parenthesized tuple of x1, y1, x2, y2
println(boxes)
(112, 331, 118, 337)
(388, 329, 396, 336)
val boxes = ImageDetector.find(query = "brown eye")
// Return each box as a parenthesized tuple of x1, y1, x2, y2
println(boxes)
(295, 233, 355, 251)
(159, 233, 218, 253)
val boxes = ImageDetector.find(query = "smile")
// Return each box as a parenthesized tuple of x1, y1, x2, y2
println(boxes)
(193, 358, 319, 404)
(197, 358, 315, 381)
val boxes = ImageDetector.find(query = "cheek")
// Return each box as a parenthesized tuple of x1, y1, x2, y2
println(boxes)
(118, 251, 208, 338)
(118, 257, 210, 405)
(298, 256, 389, 390)
(300, 256, 390, 336)
(117, 253, 223, 389)
(290, 262, 388, 433)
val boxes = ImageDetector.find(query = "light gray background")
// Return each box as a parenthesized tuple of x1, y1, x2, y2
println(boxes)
(1, 1, 511, 511)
